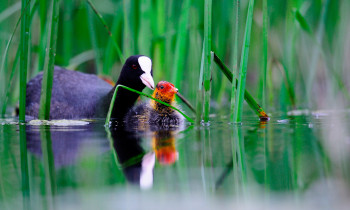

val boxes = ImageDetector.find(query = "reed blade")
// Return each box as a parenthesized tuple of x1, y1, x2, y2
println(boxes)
(203, 0, 212, 123)
(19, 0, 31, 122)
(234, 0, 255, 122)
(213, 53, 269, 121)
(230, 0, 240, 121)
(38, 0, 60, 120)
(172, 0, 191, 88)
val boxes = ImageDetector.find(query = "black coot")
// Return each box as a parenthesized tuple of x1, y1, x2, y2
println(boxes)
(25, 55, 154, 120)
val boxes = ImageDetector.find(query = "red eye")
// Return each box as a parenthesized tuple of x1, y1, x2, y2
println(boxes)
(132, 64, 137, 69)
(160, 85, 164, 89)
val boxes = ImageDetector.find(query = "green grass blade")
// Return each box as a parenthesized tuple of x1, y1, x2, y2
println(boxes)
(294, 9, 312, 34)
(87, 3, 102, 74)
(196, 44, 205, 124)
(105, 85, 194, 125)
(152, 0, 166, 82)
(1, 50, 19, 117)
(176, 92, 196, 114)
(306, 0, 330, 105)
(234, 0, 255, 122)
(19, 0, 31, 123)
(102, 9, 123, 75)
(213, 53, 269, 120)
(230, 0, 240, 121)
(172, 0, 191, 88)
(86, 0, 125, 63)
(0, 15, 22, 116)
(260, 0, 268, 108)
(38, 0, 60, 120)
(63, 0, 73, 66)
(203, 0, 212, 123)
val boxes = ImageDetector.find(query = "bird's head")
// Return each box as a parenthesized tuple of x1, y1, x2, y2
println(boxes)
(118, 55, 155, 90)
(151, 81, 178, 105)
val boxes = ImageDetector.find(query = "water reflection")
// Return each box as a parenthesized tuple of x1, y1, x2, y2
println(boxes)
(0, 113, 349, 209)
(110, 122, 181, 189)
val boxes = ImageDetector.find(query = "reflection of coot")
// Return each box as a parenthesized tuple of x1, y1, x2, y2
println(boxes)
(26, 122, 110, 168)
(25, 55, 154, 120)
(110, 125, 155, 189)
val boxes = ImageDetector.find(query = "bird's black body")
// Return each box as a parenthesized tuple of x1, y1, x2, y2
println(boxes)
(25, 55, 154, 120)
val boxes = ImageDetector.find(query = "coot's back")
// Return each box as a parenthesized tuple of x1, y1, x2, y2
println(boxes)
(26, 66, 113, 119)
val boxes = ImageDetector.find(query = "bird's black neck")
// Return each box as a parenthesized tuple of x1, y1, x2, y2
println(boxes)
(106, 80, 145, 122)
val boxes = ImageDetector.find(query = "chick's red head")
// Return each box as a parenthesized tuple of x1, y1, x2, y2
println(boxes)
(152, 81, 178, 104)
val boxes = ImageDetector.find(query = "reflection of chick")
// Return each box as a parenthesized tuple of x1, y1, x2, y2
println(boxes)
(125, 81, 184, 130)
(152, 131, 178, 165)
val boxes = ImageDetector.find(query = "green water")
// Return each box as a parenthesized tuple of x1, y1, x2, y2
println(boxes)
(0, 111, 349, 209)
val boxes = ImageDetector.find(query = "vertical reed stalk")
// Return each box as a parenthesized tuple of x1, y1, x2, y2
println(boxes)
(260, 0, 268, 108)
(0, 11, 22, 117)
(172, 0, 191, 88)
(203, 0, 212, 123)
(1, 50, 19, 117)
(196, 45, 205, 124)
(38, 0, 59, 120)
(87, 0, 124, 63)
(234, 0, 255, 122)
(230, 0, 240, 121)
(152, 0, 166, 82)
(63, 0, 73, 66)
(306, 0, 330, 105)
(19, 0, 31, 122)
(102, 10, 123, 76)
(87, 4, 102, 74)
(37, 0, 47, 73)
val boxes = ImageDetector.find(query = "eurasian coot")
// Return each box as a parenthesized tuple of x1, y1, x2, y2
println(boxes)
(25, 55, 154, 120)
(125, 81, 184, 128)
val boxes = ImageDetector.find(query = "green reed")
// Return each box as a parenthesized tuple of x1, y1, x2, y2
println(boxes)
(203, 0, 212, 123)
(234, 0, 255, 122)
(213, 53, 269, 120)
(230, 0, 240, 121)
(87, 0, 124, 63)
(1, 0, 349, 121)
(260, 0, 268, 108)
(19, 0, 31, 122)
(38, 0, 60, 120)
(172, 0, 191, 88)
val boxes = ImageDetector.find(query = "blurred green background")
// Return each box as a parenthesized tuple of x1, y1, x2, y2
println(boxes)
(1, 0, 349, 117)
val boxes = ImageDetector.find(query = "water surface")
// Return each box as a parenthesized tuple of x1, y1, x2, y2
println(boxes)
(0, 111, 349, 209)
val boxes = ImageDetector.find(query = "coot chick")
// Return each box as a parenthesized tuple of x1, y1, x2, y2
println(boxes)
(25, 55, 154, 120)
(125, 81, 184, 129)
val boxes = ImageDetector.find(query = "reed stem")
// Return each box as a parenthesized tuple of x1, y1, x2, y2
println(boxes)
(38, 0, 59, 120)
(86, 0, 125, 63)
(19, 0, 31, 122)
(172, 0, 191, 88)
(214, 53, 269, 120)
(203, 0, 212, 123)
(234, 0, 255, 122)
(230, 0, 240, 121)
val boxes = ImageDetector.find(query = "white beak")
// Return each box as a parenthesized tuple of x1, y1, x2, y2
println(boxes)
(140, 73, 155, 90)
